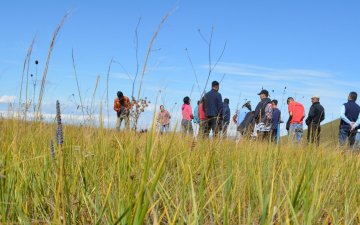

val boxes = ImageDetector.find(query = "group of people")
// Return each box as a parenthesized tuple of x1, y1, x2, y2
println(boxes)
(113, 83, 360, 149)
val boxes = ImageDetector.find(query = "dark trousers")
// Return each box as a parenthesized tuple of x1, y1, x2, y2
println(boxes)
(307, 124, 321, 145)
(270, 129, 278, 143)
(204, 116, 221, 138)
(339, 124, 357, 147)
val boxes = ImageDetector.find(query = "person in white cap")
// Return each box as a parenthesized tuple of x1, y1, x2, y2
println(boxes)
(305, 95, 325, 145)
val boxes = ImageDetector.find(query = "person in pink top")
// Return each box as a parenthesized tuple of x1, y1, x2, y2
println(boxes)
(182, 96, 194, 135)
(198, 97, 207, 137)
(157, 105, 171, 134)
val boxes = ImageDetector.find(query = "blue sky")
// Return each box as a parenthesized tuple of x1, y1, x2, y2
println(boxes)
(1, 0, 360, 130)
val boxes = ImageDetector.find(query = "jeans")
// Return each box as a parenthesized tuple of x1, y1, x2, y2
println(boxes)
(354, 132, 360, 149)
(160, 124, 169, 134)
(339, 124, 357, 147)
(289, 123, 303, 144)
(182, 119, 193, 135)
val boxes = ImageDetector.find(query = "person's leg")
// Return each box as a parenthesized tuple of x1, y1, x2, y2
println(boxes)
(296, 124, 303, 144)
(124, 115, 130, 130)
(116, 116, 121, 131)
(307, 125, 311, 144)
(349, 131, 356, 148)
(289, 124, 296, 144)
(339, 125, 350, 146)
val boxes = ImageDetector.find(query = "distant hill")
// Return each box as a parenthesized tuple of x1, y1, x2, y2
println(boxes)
(318, 119, 340, 145)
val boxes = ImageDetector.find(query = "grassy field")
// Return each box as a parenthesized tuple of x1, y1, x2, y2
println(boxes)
(1, 118, 360, 224)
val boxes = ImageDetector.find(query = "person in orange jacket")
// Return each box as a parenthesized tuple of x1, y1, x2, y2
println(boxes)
(114, 91, 131, 131)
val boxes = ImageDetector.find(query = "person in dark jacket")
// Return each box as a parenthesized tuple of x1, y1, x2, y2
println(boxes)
(254, 89, 272, 140)
(339, 91, 360, 147)
(270, 100, 281, 143)
(254, 89, 272, 124)
(204, 81, 223, 137)
(305, 95, 325, 145)
(221, 98, 231, 137)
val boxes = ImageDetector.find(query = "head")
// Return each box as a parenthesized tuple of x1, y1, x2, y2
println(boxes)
(117, 91, 123, 98)
(348, 91, 358, 101)
(224, 98, 229, 104)
(160, 105, 165, 112)
(311, 96, 320, 104)
(287, 97, 294, 105)
(271, 99, 278, 108)
(212, 81, 220, 91)
(183, 96, 190, 105)
(257, 89, 269, 100)
(242, 101, 251, 111)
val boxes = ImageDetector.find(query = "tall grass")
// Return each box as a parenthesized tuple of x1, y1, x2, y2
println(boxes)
(1, 117, 359, 224)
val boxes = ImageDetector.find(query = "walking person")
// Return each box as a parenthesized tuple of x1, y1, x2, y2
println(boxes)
(114, 91, 131, 131)
(270, 100, 281, 143)
(181, 96, 194, 135)
(305, 95, 325, 145)
(193, 101, 201, 138)
(157, 105, 171, 134)
(339, 91, 360, 148)
(253, 89, 272, 140)
(221, 98, 231, 137)
(287, 97, 305, 144)
(204, 81, 223, 138)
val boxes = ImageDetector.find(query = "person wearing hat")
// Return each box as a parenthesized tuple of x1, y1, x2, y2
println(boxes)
(253, 89, 272, 140)
(114, 91, 131, 131)
(254, 89, 272, 123)
(305, 95, 325, 145)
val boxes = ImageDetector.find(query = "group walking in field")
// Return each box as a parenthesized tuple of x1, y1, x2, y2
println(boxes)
(113, 82, 360, 149)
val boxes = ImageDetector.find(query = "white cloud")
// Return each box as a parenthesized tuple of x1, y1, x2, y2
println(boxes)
(0, 95, 16, 103)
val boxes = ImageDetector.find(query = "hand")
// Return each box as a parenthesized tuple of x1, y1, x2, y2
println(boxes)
(350, 122, 355, 131)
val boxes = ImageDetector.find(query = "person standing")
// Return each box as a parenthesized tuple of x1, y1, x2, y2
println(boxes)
(198, 98, 207, 138)
(234, 101, 252, 141)
(305, 95, 325, 145)
(181, 96, 194, 135)
(221, 98, 231, 137)
(114, 91, 131, 131)
(270, 99, 281, 143)
(253, 89, 272, 139)
(339, 91, 360, 147)
(157, 105, 171, 134)
(203, 81, 223, 138)
(193, 101, 201, 138)
(287, 97, 305, 144)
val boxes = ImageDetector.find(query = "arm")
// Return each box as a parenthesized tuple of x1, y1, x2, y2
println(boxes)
(353, 114, 360, 128)
(217, 93, 223, 116)
(254, 102, 262, 120)
(305, 106, 315, 125)
(320, 106, 325, 122)
(340, 105, 352, 125)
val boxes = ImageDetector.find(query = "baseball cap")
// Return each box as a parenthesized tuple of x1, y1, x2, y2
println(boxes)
(257, 89, 269, 96)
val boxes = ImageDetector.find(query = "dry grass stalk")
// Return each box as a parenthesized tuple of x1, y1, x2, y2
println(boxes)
(36, 12, 69, 121)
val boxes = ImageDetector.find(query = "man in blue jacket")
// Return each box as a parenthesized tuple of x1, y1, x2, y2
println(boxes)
(204, 81, 223, 138)
(221, 98, 231, 137)
(340, 91, 360, 147)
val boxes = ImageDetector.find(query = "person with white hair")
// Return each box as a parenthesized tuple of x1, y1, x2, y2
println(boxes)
(305, 95, 325, 145)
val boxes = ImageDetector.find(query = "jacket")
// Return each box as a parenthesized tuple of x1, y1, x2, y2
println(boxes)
(114, 96, 131, 112)
(305, 102, 325, 126)
(254, 97, 271, 123)
(204, 89, 223, 117)
(222, 103, 231, 122)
